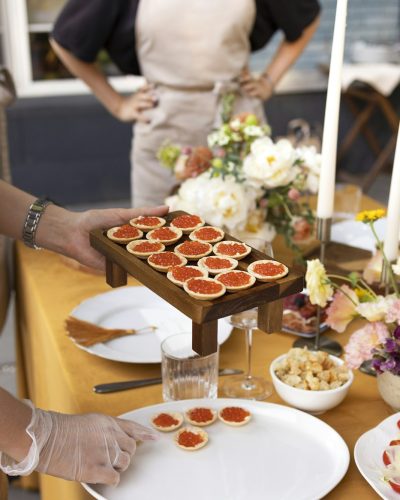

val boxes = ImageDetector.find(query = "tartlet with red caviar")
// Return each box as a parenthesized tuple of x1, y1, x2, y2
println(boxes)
(167, 265, 208, 287)
(247, 260, 289, 282)
(107, 224, 143, 243)
(126, 239, 165, 259)
(189, 226, 224, 243)
(198, 256, 238, 275)
(183, 277, 226, 300)
(170, 214, 205, 234)
(184, 407, 217, 427)
(218, 406, 251, 427)
(213, 240, 251, 260)
(215, 270, 256, 292)
(129, 215, 166, 231)
(174, 426, 208, 451)
(151, 412, 183, 432)
(146, 226, 182, 245)
(147, 251, 187, 272)
(174, 240, 212, 260)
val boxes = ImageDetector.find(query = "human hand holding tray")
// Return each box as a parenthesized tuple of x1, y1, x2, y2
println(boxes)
(90, 211, 304, 356)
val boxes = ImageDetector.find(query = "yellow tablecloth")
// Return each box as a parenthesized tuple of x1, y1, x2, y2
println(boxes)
(14, 195, 387, 500)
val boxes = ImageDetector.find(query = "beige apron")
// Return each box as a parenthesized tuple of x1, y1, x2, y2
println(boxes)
(0, 68, 15, 337)
(132, 0, 265, 207)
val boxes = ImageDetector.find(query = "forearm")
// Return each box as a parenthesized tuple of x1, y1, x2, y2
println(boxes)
(0, 388, 32, 461)
(49, 38, 123, 118)
(262, 15, 320, 86)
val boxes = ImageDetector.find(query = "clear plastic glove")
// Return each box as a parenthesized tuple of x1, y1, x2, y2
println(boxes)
(0, 403, 158, 485)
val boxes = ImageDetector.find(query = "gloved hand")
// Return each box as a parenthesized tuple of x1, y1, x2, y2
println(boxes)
(0, 402, 158, 485)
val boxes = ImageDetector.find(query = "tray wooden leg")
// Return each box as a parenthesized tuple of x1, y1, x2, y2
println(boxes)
(192, 320, 218, 356)
(106, 259, 127, 288)
(257, 300, 283, 333)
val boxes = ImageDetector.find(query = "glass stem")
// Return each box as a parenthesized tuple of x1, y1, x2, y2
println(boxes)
(245, 327, 253, 380)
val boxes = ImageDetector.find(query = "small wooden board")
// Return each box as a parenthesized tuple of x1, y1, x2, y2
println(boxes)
(90, 211, 304, 355)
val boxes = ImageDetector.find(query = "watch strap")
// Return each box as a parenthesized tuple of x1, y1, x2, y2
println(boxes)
(22, 198, 51, 249)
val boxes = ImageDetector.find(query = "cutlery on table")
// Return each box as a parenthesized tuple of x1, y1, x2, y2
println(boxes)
(93, 368, 243, 394)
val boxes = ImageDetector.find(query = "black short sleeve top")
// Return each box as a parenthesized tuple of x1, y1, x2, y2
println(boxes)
(51, 0, 320, 75)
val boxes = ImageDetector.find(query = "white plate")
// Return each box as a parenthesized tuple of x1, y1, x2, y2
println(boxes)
(83, 399, 349, 500)
(331, 217, 386, 252)
(70, 287, 232, 364)
(354, 412, 400, 499)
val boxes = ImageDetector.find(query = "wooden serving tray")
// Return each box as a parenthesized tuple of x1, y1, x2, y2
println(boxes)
(90, 211, 304, 356)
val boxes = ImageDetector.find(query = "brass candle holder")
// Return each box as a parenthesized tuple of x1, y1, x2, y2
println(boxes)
(293, 217, 343, 356)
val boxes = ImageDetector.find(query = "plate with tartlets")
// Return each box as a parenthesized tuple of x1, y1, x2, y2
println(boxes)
(189, 226, 224, 243)
(129, 215, 166, 231)
(167, 265, 208, 287)
(93, 210, 303, 356)
(106, 224, 143, 243)
(83, 398, 349, 500)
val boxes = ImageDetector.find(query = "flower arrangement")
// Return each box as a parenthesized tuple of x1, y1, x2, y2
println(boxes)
(157, 97, 321, 258)
(305, 209, 400, 373)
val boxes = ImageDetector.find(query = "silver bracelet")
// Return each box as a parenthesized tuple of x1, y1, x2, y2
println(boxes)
(22, 198, 51, 249)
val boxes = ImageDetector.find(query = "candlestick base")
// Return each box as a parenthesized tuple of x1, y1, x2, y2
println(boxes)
(293, 335, 343, 357)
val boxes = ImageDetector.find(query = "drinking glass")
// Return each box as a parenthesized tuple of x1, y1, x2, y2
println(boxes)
(220, 239, 274, 400)
(161, 332, 219, 401)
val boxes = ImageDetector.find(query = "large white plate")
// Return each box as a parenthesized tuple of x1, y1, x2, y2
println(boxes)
(331, 217, 386, 252)
(354, 412, 400, 499)
(70, 287, 232, 364)
(83, 399, 349, 500)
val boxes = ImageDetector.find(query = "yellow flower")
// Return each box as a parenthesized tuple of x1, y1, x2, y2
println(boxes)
(355, 209, 386, 223)
(305, 259, 334, 308)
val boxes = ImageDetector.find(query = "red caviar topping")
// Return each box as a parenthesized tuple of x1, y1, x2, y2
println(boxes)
(149, 252, 183, 267)
(194, 227, 221, 241)
(172, 215, 202, 229)
(134, 241, 163, 253)
(113, 225, 140, 238)
(187, 408, 214, 423)
(220, 407, 250, 422)
(187, 278, 223, 294)
(217, 242, 247, 256)
(134, 216, 162, 227)
(171, 266, 204, 281)
(151, 227, 179, 240)
(178, 241, 210, 255)
(177, 430, 204, 447)
(217, 271, 251, 287)
(204, 257, 232, 269)
(153, 413, 180, 427)
(253, 262, 285, 276)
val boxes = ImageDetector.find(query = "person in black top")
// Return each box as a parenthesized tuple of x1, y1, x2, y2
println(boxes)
(51, 0, 320, 205)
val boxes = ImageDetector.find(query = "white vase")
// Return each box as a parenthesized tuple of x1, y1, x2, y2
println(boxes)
(377, 371, 400, 412)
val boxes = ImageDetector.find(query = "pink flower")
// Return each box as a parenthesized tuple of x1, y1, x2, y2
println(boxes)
(288, 188, 300, 201)
(344, 321, 390, 369)
(386, 299, 400, 324)
(325, 285, 359, 333)
(363, 251, 383, 285)
(292, 218, 312, 242)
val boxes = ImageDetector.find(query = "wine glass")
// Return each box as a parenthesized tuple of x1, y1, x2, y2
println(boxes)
(220, 239, 274, 400)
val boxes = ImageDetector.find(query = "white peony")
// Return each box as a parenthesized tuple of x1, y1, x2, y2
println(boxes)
(207, 129, 230, 148)
(165, 173, 257, 232)
(296, 145, 321, 194)
(356, 295, 394, 322)
(392, 257, 400, 276)
(243, 137, 299, 189)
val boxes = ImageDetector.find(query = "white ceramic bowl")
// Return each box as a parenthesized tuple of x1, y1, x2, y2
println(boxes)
(270, 353, 353, 415)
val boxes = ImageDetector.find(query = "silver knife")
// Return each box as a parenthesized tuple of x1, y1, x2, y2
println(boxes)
(93, 368, 243, 394)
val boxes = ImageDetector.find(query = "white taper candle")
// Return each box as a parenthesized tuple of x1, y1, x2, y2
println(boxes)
(317, 0, 348, 219)
(383, 124, 400, 262)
